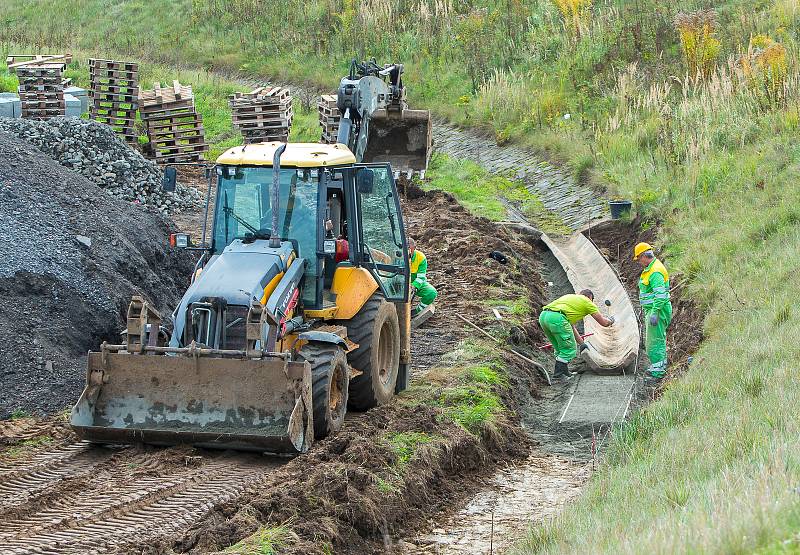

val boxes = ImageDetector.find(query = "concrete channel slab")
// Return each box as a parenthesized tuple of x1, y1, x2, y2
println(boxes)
(560, 373, 635, 425)
(541, 232, 640, 374)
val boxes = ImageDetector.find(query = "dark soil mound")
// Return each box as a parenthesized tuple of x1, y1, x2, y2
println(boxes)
(0, 131, 194, 418)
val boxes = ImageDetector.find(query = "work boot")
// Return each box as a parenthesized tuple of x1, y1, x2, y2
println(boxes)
(644, 372, 664, 386)
(552, 361, 574, 381)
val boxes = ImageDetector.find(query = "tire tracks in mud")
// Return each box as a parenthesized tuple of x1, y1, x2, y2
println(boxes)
(0, 75, 608, 554)
(0, 447, 276, 554)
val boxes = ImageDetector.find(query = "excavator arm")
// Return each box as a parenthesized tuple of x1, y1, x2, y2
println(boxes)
(336, 59, 432, 176)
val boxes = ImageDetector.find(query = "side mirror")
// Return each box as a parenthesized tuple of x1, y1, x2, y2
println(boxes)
(162, 166, 177, 192)
(169, 233, 191, 248)
(356, 169, 374, 195)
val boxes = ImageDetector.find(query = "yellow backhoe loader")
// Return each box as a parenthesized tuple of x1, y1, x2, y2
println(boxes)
(70, 61, 432, 455)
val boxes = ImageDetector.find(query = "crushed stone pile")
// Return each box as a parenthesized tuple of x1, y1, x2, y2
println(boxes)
(0, 131, 195, 418)
(0, 117, 203, 214)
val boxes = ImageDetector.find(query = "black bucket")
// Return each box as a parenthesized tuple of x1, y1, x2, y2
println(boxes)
(609, 200, 632, 219)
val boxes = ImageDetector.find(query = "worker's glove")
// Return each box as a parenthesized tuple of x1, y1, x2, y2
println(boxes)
(607, 315, 615, 326)
(579, 343, 589, 353)
(649, 313, 658, 326)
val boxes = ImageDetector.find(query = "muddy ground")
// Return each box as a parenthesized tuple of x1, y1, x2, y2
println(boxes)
(0, 175, 553, 555)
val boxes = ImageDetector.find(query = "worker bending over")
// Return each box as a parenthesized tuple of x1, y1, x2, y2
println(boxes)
(634, 242, 672, 381)
(408, 237, 437, 317)
(539, 290, 615, 380)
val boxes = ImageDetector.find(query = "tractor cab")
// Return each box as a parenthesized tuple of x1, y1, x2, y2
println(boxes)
(209, 142, 410, 314)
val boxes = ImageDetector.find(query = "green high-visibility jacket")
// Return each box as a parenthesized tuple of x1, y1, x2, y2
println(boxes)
(410, 249, 428, 288)
(638, 259, 670, 311)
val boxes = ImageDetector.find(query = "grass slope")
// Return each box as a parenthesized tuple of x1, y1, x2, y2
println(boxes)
(5, 0, 800, 552)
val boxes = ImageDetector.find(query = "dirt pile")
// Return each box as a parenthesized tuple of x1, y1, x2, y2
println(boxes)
(129, 403, 527, 555)
(402, 183, 548, 359)
(0, 131, 195, 418)
(0, 118, 202, 213)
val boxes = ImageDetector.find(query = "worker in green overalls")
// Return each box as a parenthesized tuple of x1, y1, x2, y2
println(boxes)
(408, 237, 437, 317)
(539, 289, 616, 380)
(634, 242, 672, 382)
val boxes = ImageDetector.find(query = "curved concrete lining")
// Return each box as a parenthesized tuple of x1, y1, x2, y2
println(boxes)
(540, 232, 639, 374)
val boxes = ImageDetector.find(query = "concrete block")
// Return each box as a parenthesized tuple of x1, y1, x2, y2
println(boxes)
(64, 86, 88, 114)
(65, 94, 82, 118)
(0, 93, 21, 118)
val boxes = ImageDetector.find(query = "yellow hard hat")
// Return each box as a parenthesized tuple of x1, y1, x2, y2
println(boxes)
(633, 242, 654, 260)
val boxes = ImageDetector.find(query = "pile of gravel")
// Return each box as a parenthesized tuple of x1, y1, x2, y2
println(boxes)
(0, 131, 196, 417)
(0, 117, 203, 214)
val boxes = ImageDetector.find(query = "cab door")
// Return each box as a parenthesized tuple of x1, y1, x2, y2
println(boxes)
(351, 164, 409, 302)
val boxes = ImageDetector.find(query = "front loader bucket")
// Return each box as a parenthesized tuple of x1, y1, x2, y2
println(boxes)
(363, 108, 432, 174)
(70, 352, 313, 454)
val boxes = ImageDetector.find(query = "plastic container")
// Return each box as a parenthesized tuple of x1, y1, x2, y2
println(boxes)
(609, 200, 632, 219)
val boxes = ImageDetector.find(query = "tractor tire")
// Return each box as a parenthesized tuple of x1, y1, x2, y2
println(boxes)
(296, 342, 349, 440)
(339, 292, 400, 410)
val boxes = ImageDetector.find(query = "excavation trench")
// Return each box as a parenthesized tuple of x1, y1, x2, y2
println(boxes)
(0, 75, 664, 554)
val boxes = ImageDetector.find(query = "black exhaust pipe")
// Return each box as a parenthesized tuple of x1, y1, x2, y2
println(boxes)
(270, 144, 287, 249)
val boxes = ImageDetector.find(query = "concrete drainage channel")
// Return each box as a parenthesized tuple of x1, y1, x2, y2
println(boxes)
(401, 132, 643, 553)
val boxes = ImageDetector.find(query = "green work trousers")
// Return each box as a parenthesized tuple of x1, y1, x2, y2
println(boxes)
(644, 302, 672, 377)
(539, 310, 576, 363)
(413, 281, 438, 307)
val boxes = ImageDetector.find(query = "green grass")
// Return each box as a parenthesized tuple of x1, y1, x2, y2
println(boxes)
(386, 431, 438, 467)
(225, 524, 297, 555)
(4, 435, 52, 458)
(423, 153, 565, 230)
(0, 64, 18, 93)
(8, 1, 800, 551)
(374, 476, 399, 494)
(9, 408, 30, 420)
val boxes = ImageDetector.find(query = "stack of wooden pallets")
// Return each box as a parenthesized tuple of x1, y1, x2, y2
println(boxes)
(139, 81, 208, 163)
(88, 59, 139, 143)
(318, 94, 341, 144)
(6, 54, 71, 120)
(229, 86, 293, 144)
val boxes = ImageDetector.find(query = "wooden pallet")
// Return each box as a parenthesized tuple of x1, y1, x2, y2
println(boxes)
(88, 58, 140, 142)
(318, 94, 341, 144)
(140, 81, 193, 107)
(10, 55, 67, 120)
(89, 59, 139, 72)
(140, 81, 207, 162)
(6, 54, 71, 69)
(229, 85, 293, 142)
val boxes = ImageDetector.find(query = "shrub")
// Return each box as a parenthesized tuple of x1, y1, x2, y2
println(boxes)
(674, 10, 722, 80)
(551, 0, 593, 39)
(740, 35, 789, 106)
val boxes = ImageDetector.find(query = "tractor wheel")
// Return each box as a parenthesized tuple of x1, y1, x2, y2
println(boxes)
(339, 292, 400, 410)
(296, 342, 349, 440)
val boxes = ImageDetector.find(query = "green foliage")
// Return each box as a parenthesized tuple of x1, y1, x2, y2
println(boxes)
(4, 435, 52, 458)
(9, 408, 30, 420)
(374, 476, 399, 494)
(386, 431, 437, 467)
(440, 384, 502, 433)
(674, 10, 722, 79)
(225, 524, 297, 555)
(423, 153, 568, 232)
(0, 68, 18, 93)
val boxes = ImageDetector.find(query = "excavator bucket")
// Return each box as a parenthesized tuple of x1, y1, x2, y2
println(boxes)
(362, 108, 432, 175)
(70, 351, 314, 454)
